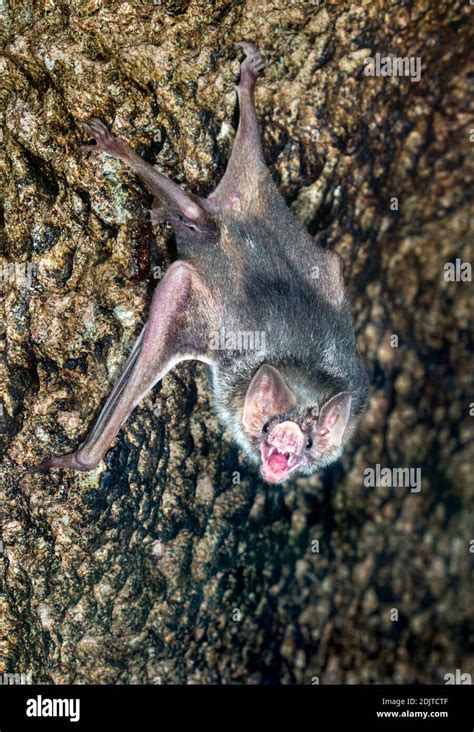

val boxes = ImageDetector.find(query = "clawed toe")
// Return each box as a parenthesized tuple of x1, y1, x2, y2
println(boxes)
(236, 41, 265, 85)
(236, 41, 259, 58)
(237, 41, 264, 63)
(86, 120, 112, 139)
(88, 117, 110, 132)
(250, 57, 265, 72)
(80, 119, 107, 136)
(79, 118, 127, 157)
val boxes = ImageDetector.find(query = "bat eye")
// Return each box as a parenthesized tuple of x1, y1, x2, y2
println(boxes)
(262, 422, 270, 433)
(306, 437, 313, 450)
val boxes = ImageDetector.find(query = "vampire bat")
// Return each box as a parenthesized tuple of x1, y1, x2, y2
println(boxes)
(27, 43, 369, 484)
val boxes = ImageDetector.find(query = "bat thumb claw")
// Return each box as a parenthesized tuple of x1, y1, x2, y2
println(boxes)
(24, 452, 87, 476)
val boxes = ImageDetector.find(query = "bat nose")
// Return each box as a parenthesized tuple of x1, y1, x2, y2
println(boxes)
(269, 421, 304, 453)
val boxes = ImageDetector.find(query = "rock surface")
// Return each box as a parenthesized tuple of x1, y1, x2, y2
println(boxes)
(1, 0, 472, 683)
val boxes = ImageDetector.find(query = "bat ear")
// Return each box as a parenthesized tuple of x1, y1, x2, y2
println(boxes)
(242, 365, 297, 437)
(316, 392, 352, 447)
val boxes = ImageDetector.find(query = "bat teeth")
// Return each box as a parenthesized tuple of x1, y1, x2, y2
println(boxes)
(268, 446, 292, 458)
(267, 446, 297, 462)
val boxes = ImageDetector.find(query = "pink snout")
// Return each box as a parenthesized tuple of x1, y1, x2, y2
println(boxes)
(268, 421, 305, 454)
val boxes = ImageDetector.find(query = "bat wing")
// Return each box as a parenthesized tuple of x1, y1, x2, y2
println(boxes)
(26, 260, 216, 474)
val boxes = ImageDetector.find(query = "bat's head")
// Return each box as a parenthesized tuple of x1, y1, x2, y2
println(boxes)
(242, 364, 354, 484)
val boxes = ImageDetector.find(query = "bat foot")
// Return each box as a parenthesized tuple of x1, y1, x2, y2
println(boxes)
(24, 451, 96, 476)
(236, 42, 265, 89)
(79, 118, 129, 159)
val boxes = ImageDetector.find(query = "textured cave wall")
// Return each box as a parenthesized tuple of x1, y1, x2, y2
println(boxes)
(0, 0, 473, 684)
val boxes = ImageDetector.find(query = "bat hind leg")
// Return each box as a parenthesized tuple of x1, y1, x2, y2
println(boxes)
(210, 42, 267, 207)
(81, 119, 214, 229)
(234, 42, 266, 153)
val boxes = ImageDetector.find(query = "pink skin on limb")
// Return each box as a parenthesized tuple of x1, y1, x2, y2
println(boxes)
(260, 420, 305, 484)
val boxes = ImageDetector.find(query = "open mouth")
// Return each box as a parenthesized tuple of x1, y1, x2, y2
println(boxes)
(260, 444, 302, 484)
